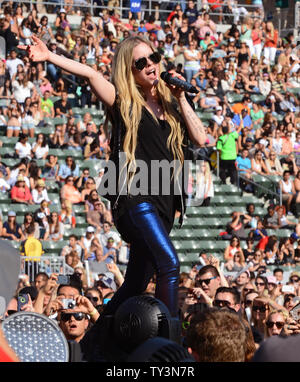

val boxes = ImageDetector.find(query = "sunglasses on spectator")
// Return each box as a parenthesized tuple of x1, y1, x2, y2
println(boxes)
(198, 276, 217, 286)
(133, 52, 161, 71)
(266, 321, 284, 329)
(213, 299, 232, 308)
(255, 282, 265, 287)
(291, 277, 300, 282)
(86, 295, 99, 303)
(60, 312, 86, 322)
(252, 305, 268, 313)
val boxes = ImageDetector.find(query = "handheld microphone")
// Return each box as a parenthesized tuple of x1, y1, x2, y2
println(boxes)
(160, 71, 199, 94)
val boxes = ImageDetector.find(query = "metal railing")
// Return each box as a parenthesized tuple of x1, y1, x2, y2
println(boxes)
(5, 0, 265, 22)
(20, 256, 67, 282)
(237, 171, 282, 205)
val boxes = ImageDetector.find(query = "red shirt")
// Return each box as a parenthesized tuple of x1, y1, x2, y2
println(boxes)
(11, 185, 32, 202)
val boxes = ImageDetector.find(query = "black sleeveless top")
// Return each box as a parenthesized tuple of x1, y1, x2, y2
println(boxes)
(102, 101, 189, 231)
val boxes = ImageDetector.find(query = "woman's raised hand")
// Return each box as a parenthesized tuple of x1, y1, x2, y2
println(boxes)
(18, 35, 50, 62)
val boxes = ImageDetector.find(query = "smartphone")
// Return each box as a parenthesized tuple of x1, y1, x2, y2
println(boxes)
(57, 274, 71, 285)
(17, 294, 29, 311)
(290, 302, 300, 322)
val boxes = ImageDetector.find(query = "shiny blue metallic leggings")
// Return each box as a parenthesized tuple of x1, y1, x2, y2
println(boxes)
(104, 202, 180, 317)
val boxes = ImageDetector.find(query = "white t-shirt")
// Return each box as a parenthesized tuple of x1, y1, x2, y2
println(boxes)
(98, 230, 121, 249)
(0, 178, 10, 192)
(6, 58, 24, 79)
(12, 80, 34, 103)
(82, 235, 94, 252)
(32, 142, 49, 159)
(32, 188, 50, 204)
(212, 114, 224, 126)
(15, 142, 32, 159)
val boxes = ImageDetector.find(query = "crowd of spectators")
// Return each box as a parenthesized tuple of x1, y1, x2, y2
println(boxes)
(0, 0, 299, 362)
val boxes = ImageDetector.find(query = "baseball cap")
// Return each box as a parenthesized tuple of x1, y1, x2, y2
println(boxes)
(290, 271, 300, 279)
(86, 226, 95, 233)
(8, 211, 16, 217)
(216, 106, 222, 111)
(291, 233, 299, 241)
(246, 137, 253, 143)
(267, 276, 277, 285)
(100, 272, 117, 291)
(36, 179, 45, 187)
(229, 37, 235, 42)
(59, 8, 66, 13)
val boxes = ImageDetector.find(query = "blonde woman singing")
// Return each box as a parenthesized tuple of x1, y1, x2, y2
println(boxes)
(20, 35, 206, 319)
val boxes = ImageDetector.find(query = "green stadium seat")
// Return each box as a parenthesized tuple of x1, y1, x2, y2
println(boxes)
(63, 227, 86, 238)
(251, 94, 266, 103)
(0, 193, 10, 203)
(35, 126, 55, 135)
(1, 158, 18, 167)
(53, 117, 67, 125)
(48, 193, 60, 204)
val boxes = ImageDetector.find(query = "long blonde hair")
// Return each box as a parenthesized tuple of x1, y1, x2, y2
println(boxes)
(266, 21, 275, 39)
(109, 36, 185, 190)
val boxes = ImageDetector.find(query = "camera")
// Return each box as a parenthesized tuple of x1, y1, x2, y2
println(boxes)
(62, 298, 76, 310)
(17, 294, 29, 311)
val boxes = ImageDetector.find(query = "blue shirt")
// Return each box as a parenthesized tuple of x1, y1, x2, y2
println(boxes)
(232, 114, 252, 128)
(103, 246, 117, 264)
(236, 156, 251, 173)
(58, 164, 79, 179)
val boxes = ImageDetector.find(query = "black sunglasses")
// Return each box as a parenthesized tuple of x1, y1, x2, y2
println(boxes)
(266, 321, 284, 329)
(291, 277, 300, 282)
(86, 296, 99, 303)
(60, 312, 86, 322)
(213, 299, 232, 308)
(252, 305, 267, 313)
(198, 276, 217, 286)
(255, 282, 265, 287)
(133, 52, 161, 71)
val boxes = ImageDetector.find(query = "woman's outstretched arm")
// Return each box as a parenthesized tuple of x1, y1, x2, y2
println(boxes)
(18, 35, 116, 107)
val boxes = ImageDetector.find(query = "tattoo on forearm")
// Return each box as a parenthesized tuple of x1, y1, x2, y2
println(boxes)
(180, 97, 206, 140)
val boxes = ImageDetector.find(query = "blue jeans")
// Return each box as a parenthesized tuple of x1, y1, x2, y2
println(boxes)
(184, 69, 201, 87)
(104, 202, 180, 317)
(47, 63, 60, 82)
